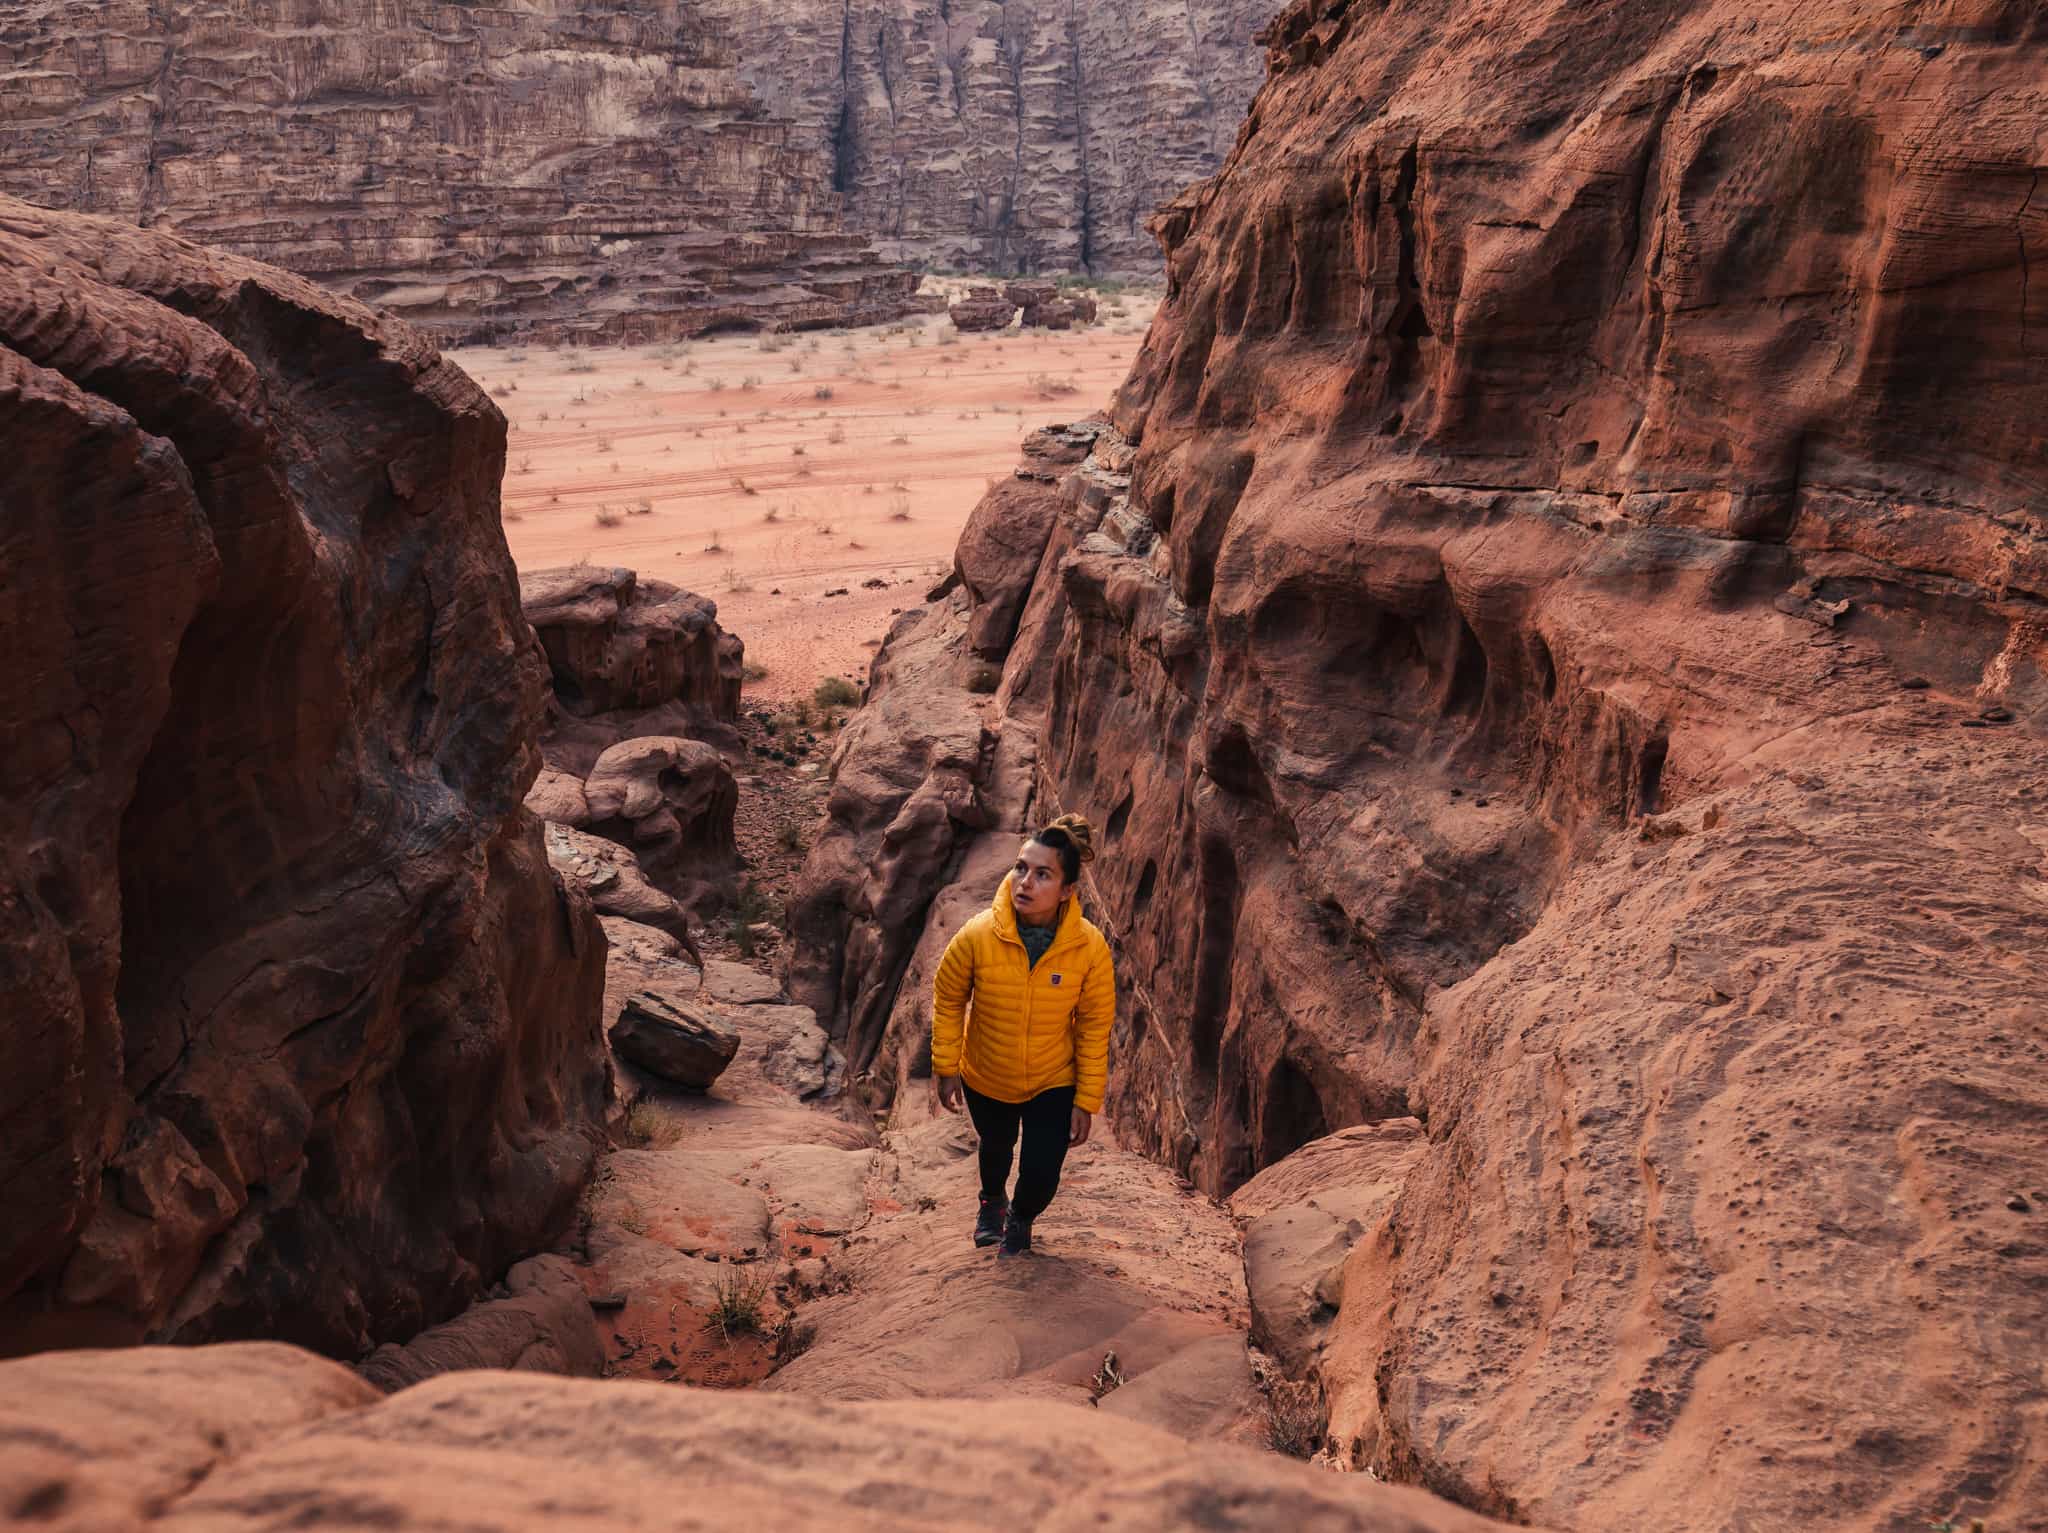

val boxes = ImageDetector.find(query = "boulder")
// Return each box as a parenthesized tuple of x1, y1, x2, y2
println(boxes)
(608, 992, 740, 1090)
(523, 765, 592, 827)
(0, 197, 608, 1355)
(948, 286, 1018, 332)
(522, 566, 743, 722)
(580, 735, 737, 905)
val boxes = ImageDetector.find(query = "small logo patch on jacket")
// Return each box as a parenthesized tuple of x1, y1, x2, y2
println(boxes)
(1050, 973, 1064, 986)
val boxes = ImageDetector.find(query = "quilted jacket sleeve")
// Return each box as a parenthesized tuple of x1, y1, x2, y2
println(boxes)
(931, 923, 976, 1078)
(1071, 936, 1116, 1113)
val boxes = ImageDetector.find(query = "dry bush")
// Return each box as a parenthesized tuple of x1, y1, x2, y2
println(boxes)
(827, 424, 846, 444)
(888, 494, 912, 521)
(814, 384, 835, 400)
(593, 505, 623, 528)
(704, 528, 726, 552)
(1030, 372, 1079, 398)
(632, 498, 654, 515)
(814, 676, 860, 709)
(1260, 1378, 1326, 1460)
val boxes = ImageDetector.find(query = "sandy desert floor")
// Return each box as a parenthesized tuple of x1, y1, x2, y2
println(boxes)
(456, 280, 1158, 703)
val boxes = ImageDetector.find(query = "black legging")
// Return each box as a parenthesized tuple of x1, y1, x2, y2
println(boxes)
(963, 1079, 1076, 1223)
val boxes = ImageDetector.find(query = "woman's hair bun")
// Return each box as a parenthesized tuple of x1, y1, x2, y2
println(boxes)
(1044, 812, 1097, 865)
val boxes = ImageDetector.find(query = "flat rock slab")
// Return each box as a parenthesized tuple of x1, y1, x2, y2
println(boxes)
(697, 958, 783, 1005)
(127, 1368, 1527, 1531)
(690, 1145, 878, 1239)
(593, 1151, 772, 1259)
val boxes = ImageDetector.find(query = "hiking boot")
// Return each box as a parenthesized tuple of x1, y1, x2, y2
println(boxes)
(997, 1212, 1033, 1258)
(973, 1194, 1009, 1248)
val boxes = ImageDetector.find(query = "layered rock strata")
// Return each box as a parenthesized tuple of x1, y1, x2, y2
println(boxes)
(0, 196, 608, 1357)
(0, 4, 923, 344)
(0, 1, 1268, 342)
(787, 0, 2048, 1524)
(697, 0, 1271, 274)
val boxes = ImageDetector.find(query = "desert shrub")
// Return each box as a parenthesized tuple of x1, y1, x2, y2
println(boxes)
(704, 528, 725, 552)
(593, 506, 623, 527)
(1030, 372, 1079, 397)
(632, 498, 654, 515)
(620, 1102, 678, 1149)
(566, 358, 597, 374)
(814, 676, 860, 709)
(741, 660, 769, 683)
(966, 666, 1000, 694)
(708, 1264, 772, 1338)
(814, 384, 835, 400)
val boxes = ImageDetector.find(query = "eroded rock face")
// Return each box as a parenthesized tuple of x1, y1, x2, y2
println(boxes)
(0, 197, 609, 1356)
(521, 567, 742, 735)
(790, 0, 2048, 1523)
(0, 7, 925, 343)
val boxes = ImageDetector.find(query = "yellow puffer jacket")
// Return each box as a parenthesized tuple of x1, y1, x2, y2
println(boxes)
(931, 871, 1116, 1113)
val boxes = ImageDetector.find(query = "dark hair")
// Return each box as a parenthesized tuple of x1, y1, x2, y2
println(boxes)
(1028, 813, 1097, 884)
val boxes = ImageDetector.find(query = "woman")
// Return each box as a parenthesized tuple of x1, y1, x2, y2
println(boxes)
(931, 813, 1115, 1258)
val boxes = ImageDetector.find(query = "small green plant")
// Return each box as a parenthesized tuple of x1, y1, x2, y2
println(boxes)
(814, 676, 860, 709)
(708, 1260, 770, 1334)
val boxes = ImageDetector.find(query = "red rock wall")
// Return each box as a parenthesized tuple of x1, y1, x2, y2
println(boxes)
(793, 1, 2048, 1524)
(0, 197, 609, 1356)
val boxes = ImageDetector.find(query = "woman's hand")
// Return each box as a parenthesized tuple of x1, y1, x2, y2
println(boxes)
(1069, 1106, 1092, 1145)
(936, 1074, 965, 1114)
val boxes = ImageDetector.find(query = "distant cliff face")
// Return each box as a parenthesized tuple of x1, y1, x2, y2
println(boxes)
(0, 2, 921, 343)
(0, 2, 1266, 343)
(699, 0, 1271, 275)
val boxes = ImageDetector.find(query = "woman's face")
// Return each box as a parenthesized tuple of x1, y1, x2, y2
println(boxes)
(1010, 840, 1072, 925)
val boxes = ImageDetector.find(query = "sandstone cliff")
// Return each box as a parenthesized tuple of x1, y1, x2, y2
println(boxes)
(787, 0, 2048, 1526)
(698, 0, 1270, 274)
(0, 3, 921, 343)
(0, 1, 1267, 344)
(0, 196, 609, 1356)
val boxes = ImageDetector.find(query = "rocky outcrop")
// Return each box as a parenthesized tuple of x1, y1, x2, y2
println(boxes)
(949, 287, 1020, 332)
(0, 6, 926, 343)
(522, 569, 742, 728)
(0, 1346, 1527, 1533)
(0, 197, 609, 1356)
(1007, 280, 1098, 328)
(788, 0, 2048, 1524)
